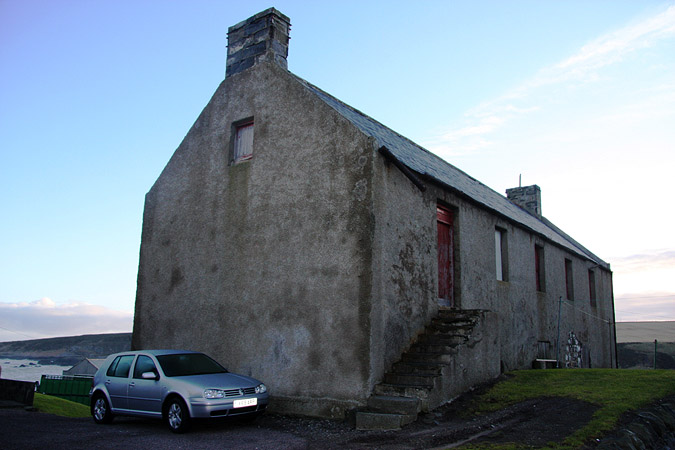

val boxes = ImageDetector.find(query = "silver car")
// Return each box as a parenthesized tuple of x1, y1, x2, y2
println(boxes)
(89, 349, 269, 433)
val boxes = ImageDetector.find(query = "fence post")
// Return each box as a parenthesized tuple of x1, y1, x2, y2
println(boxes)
(654, 339, 658, 369)
(556, 296, 562, 368)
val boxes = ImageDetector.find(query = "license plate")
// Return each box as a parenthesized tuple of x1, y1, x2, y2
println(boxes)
(233, 398, 257, 408)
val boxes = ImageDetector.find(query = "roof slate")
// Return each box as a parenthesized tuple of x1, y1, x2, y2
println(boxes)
(292, 74, 609, 269)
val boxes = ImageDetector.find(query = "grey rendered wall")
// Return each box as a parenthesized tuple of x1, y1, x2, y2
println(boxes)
(445, 190, 616, 370)
(368, 171, 615, 396)
(437, 188, 617, 370)
(133, 60, 377, 418)
(369, 156, 439, 384)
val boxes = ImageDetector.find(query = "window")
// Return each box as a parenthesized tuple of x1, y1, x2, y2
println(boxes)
(589, 269, 597, 308)
(106, 355, 134, 378)
(133, 355, 158, 379)
(565, 258, 574, 300)
(437, 205, 455, 307)
(495, 228, 508, 281)
(232, 119, 254, 164)
(535, 244, 545, 292)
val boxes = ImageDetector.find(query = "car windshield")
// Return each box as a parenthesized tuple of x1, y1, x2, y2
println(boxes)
(156, 353, 228, 377)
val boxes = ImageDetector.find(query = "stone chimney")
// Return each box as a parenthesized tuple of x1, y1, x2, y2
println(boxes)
(226, 8, 291, 78)
(506, 184, 542, 218)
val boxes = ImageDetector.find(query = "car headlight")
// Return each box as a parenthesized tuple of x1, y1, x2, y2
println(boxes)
(204, 389, 225, 399)
(255, 383, 267, 394)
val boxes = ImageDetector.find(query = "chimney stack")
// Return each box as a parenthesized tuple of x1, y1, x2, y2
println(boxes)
(226, 8, 291, 78)
(506, 184, 542, 218)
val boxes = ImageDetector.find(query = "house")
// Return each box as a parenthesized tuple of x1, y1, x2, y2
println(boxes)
(132, 8, 616, 424)
(62, 358, 105, 377)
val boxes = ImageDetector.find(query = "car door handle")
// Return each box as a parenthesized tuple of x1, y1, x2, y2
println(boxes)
(129, 382, 135, 388)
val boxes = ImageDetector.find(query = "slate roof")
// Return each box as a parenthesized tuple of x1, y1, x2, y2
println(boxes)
(293, 74, 609, 269)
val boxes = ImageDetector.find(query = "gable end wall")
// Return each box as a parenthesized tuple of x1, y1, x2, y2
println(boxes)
(133, 61, 379, 418)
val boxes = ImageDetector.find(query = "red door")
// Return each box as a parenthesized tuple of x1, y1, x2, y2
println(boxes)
(437, 206, 454, 307)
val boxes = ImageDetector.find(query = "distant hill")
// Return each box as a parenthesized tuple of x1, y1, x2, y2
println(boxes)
(615, 321, 675, 343)
(615, 321, 675, 369)
(617, 342, 675, 369)
(0, 333, 132, 366)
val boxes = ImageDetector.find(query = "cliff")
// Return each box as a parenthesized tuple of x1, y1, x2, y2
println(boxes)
(0, 333, 132, 365)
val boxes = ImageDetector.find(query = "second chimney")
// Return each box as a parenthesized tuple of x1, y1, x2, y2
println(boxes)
(226, 8, 291, 78)
(506, 184, 542, 218)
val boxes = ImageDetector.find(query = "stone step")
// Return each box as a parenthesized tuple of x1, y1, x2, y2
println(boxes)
(366, 395, 421, 415)
(384, 372, 436, 387)
(355, 410, 417, 431)
(426, 321, 474, 335)
(391, 361, 444, 375)
(417, 334, 469, 346)
(437, 308, 480, 320)
(410, 342, 463, 354)
(374, 383, 432, 399)
(401, 351, 454, 364)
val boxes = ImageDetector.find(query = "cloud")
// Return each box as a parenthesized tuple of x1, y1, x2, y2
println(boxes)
(611, 249, 675, 273)
(0, 298, 133, 342)
(609, 248, 675, 321)
(425, 5, 675, 157)
(551, 5, 675, 80)
(615, 291, 675, 322)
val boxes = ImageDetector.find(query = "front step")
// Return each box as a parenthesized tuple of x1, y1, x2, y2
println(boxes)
(355, 411, 417, 431)
(367, 395, 420, 415)
(354, 395, 421, 431)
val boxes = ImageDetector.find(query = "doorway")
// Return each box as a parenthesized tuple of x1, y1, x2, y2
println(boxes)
(437, 205, 455, 307)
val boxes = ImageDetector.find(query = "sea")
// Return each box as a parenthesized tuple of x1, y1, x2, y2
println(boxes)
(0, 359, 71, 383)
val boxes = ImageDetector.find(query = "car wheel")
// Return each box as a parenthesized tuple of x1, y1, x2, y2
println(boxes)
(91, 393, 114, 424)
(164, 397, 190, 433)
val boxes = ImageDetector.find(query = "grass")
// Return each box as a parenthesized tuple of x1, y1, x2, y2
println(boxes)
(33, 393, 91, 418)
(457, 369, 675, 450)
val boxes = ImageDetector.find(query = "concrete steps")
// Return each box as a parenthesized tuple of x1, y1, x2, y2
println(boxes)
(355, 395, 421, 430)
(355, 308, 482, 430)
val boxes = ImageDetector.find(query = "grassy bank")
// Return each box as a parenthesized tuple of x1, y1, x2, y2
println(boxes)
(33, 393, 90, 418)
(460, 369, 675, 449)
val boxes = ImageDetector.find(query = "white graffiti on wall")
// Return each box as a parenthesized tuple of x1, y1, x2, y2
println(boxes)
(565, 331, 583, 368)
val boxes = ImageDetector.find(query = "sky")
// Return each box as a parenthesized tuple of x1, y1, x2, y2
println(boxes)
(1, 0, 673, 342)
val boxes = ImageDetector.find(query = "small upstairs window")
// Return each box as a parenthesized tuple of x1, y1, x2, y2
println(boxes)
(232, 119, 254, 164)
(495, 228, 508, 281)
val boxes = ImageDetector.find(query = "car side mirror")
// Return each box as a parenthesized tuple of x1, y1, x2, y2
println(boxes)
(142, 371, 159, 380)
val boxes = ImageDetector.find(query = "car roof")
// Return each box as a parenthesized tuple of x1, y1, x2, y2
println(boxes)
(111, 349, 201, 357)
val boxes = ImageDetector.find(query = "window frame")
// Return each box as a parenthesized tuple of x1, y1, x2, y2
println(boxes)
(231, 118, 254, 165)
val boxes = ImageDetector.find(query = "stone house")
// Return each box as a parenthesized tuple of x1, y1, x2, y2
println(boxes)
(62, 358, 105, 377)
(132, 8, 616, 425)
